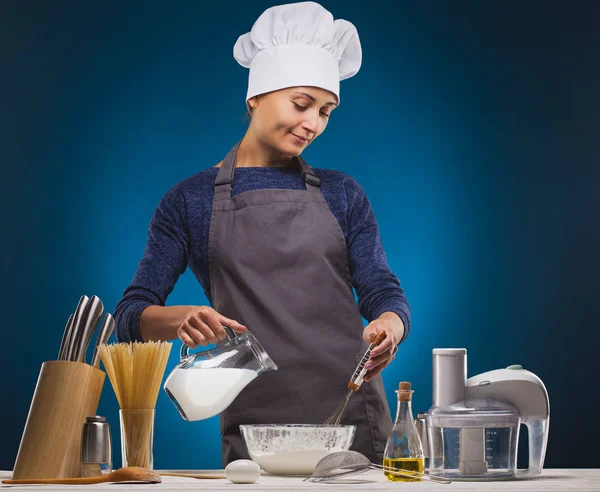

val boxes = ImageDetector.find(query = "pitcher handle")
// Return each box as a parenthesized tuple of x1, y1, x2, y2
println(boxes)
(180, 326, 238, 360)
(517, 416, 549, 476)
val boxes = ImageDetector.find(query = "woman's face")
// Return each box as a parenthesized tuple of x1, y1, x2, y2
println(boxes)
(248, 86, 338, 156)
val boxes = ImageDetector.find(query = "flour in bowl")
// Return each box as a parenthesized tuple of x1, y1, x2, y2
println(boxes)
(252, 448, 343, 475)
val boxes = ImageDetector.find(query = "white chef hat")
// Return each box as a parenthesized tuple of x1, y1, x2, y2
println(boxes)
(233, 1, 362, 105)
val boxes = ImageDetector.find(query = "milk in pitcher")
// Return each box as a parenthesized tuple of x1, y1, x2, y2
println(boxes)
(165, 368, 257, 421)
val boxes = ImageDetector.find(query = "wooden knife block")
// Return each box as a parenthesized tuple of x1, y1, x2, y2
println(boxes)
(12, 361, 105, 479)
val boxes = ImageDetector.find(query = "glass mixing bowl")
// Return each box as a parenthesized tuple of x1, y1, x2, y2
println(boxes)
(240, 424, 356, 475)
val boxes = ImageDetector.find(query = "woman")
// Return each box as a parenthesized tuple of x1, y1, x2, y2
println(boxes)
(115, 1, 410, 466)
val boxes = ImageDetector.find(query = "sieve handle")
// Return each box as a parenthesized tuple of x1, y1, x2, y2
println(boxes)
(180, 326, 237, 360)
(371, 464, 452, 484)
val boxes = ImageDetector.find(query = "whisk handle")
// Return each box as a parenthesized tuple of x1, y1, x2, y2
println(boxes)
(348, 332, 387, 390)
(371, 331, 386, 346)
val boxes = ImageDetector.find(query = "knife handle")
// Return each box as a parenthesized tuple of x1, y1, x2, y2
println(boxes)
(74, 295, 104, 363)
(92, 313, 115, 368)
(65, 296, 90, 361)
(57, 313, 74, 360)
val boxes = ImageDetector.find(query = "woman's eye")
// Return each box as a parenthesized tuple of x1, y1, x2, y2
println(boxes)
(293, 102, 330, 119)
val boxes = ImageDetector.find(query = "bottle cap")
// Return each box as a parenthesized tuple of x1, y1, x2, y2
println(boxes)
(398, 381, 413, 401)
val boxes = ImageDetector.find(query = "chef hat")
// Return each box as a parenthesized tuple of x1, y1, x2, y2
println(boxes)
(233, 1, 362, 105)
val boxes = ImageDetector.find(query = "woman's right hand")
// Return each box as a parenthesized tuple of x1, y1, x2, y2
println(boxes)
(177, 306, 247, 348)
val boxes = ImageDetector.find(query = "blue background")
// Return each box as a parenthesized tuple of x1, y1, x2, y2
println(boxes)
(1, 0, 598, 471)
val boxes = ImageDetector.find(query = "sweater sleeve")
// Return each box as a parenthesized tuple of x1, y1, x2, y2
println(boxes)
(344, 176, 411, 343)
(114, 187, 190, 342)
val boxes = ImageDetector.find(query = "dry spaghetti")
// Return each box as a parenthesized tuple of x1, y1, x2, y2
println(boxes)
(98, 341, 172, 469)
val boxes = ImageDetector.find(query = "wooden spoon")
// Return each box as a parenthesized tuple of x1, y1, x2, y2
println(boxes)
(159, 472, 226, 479)
(2, 467, 161, 485)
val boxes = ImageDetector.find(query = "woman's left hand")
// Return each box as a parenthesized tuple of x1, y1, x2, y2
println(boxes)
(362, 312, 405, 382)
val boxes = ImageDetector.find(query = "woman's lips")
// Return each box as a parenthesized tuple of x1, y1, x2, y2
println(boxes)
(290, 133, 308, 145)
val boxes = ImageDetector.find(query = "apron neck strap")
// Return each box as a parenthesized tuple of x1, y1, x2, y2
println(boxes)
(214, 141, 321, 199)
(213, 142, 240, 199)
(295, 155, 322, 192)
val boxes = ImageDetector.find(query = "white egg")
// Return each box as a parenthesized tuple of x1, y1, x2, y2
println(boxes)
(225, 459, 261, 484)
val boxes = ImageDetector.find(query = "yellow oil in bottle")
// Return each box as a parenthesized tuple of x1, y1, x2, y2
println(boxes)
(383, 457, 425, 482)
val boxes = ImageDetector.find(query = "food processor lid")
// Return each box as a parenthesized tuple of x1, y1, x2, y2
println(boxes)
(426, 398, 520, 428)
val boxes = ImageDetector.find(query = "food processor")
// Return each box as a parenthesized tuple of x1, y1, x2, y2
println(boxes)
(426, 349, 549, 480)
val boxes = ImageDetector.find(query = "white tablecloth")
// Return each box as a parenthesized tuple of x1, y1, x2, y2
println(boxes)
(2, 469, 598, 491)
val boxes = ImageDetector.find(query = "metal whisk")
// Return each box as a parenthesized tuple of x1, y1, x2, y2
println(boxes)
(323, 332, 387, 425)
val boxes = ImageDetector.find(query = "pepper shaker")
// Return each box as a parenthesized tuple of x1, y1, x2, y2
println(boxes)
(81, 416, 112, 477)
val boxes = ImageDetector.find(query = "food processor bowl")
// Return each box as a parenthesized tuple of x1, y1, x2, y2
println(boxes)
(426, 399, 520, 480)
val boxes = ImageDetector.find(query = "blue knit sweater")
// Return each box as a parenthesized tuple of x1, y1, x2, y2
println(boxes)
(114, 166, 411, 343)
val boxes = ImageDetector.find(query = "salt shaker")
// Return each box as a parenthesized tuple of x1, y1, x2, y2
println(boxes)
(81, 416, 112, 477)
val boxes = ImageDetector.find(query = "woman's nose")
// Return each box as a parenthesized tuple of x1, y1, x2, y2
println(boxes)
(302, 110, 319, 134)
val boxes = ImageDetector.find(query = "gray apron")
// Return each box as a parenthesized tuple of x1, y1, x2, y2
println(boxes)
(208, 141, 392, 467)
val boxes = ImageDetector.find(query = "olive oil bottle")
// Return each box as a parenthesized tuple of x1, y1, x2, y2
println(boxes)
(383, 382, 425, 482)
(383, 457, 425, 482)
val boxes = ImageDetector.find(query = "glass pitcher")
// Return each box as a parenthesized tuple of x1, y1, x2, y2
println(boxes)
(164, 327, 277, 421)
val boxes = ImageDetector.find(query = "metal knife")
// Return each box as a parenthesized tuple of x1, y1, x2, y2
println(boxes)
(91, 313, 115, 368)
(65, 295, 90, 361)
(74, 295, 104, 363)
